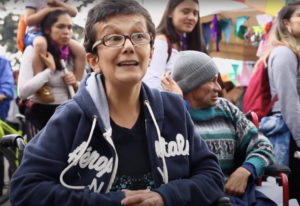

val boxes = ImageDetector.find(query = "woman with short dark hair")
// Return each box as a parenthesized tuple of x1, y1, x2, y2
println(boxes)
(10, 1, 224, 205)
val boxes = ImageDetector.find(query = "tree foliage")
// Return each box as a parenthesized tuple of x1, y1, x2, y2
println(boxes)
(0, 0, 93, 68)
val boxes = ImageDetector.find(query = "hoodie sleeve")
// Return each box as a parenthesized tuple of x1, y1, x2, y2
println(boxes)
(10, 102, 125, 206)
(153, 109, 225, 206)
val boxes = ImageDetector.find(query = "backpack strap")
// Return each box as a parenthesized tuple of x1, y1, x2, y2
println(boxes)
(265, 50, 299, 116)
(166, 36, 172, 63)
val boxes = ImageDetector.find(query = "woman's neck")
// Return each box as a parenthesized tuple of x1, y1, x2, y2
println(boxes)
(105, 81, 142, 128)
(176, 29, 183, 37)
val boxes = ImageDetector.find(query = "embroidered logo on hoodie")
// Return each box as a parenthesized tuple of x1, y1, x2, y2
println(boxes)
(154, 134, 189, 158)
(68, 141, 113, 192)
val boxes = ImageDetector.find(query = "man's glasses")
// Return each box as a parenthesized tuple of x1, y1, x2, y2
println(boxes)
(92, 32, 152, 50)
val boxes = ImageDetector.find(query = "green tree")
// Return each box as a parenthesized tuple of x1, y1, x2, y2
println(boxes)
(0, 0, 93, 67)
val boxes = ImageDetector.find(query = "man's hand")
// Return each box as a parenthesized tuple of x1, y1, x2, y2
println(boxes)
(161, 72, 183, 97)
(121, 189, 165, 206)
(0, 94, 7, 103)
(225, 167, 251, 197)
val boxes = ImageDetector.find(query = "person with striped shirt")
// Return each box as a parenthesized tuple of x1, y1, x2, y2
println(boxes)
(161, 51, 276, 206)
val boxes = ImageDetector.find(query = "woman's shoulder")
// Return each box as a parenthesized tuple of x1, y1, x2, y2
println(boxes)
(270, 45, 297, 58)
(269, 45, 299, 67)
(156, 34, 168, 42)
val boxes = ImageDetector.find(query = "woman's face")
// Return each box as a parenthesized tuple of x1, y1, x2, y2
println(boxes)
(46, 14, 73, 47)
(88, 14, 154, 87)
(285, 6, 300, 38)
(170, 0, 199, 35)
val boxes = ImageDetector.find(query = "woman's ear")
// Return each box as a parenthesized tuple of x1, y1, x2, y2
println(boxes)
(283, 19, 292, 33)
(86, 53, 101, 73)
(44, 28, 50, 35)
(148, 46, 155, 67)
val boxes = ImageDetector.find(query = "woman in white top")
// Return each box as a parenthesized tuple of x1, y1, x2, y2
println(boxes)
(18, 10, 85, 140)
(143, 0, 207, 91)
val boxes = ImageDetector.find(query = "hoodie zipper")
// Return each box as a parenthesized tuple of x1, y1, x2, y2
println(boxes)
(145, 119, 158, 189)
(102, 128, 119, 193)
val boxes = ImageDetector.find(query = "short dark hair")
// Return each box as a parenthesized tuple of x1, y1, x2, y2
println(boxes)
(41, 10, 71, 71)
(156, 0, 207, 54)
(84, 0, 156, 54)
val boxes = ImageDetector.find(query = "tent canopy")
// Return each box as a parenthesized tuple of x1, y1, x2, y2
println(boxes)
(140, 0, 251, 26)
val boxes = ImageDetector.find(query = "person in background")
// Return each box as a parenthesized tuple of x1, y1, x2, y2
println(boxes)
(0, 56, 14, 121)
(18, 10, 84, 140)
(162, 51, 276, 206)
(0, 55, 14, 196)
(143, 0, 207, 91)
(223, 81, 246, 111)
(6, 68, 21, 129)
(24, 0, 85, 103)
(256, 1, 300, 203)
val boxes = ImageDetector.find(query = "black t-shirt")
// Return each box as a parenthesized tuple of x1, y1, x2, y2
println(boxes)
(110, 109, 154, 191)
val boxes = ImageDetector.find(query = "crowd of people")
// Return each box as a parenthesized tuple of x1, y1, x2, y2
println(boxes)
(0, 0, 299, 205)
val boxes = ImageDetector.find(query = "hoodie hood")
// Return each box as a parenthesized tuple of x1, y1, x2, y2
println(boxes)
(74, 73, 166, 133)
(85, 73, 110, 131)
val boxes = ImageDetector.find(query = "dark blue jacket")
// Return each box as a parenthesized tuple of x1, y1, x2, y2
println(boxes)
(10, 73, 224, 206)
(0, 56, 14, 120)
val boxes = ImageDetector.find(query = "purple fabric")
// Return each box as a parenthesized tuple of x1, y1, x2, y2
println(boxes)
(210, 14, 221, 51)
(202, 21, 212, 46)
(50, 41, 69, 60)
(179, 33, 187, 51)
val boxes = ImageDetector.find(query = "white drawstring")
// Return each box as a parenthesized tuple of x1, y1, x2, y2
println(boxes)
(102, 127, 119, 194)
(144, 100, 169, 184)
(295, 151, 300, 159)
(60, 100, 169, 190)
(60, 116, 98, 190)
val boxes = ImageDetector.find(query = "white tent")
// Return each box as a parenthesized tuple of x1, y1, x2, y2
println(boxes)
(138, 0, 252, 26)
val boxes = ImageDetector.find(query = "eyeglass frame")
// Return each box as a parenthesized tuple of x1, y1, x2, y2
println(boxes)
(92, 32, 153, 50)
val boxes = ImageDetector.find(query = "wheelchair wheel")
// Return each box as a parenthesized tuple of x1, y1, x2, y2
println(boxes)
(0, 146, 17, 205)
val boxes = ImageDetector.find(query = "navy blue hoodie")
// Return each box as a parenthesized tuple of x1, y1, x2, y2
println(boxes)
(10, 73, 224, 206)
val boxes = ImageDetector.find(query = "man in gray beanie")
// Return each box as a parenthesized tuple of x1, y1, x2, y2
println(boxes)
(161, 51, 276, 206)
(172, 50, 219, 95)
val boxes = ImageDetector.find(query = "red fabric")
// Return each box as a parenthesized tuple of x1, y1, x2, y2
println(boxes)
(243, 60, 274, 121)
(243, 45, 298, 121)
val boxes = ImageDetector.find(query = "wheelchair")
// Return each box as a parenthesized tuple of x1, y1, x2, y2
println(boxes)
(245, 111, 292, 206)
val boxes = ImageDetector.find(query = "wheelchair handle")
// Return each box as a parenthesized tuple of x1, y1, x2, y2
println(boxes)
(0, 134, 26, 163)
(294, 151, 300, 160)
(0, 134, 24, 148)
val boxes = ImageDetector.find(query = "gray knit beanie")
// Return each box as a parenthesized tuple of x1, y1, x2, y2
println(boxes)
(172, 51, 219, 94)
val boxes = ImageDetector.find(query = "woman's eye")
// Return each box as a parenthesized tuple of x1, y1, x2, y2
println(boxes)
(107, 36, 122, 41)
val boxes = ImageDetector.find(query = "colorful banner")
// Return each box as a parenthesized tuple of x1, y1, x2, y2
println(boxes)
(233, 0, 285, 16)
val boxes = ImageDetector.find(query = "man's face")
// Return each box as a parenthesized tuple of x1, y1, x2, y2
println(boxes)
(191, 74, 221, 109)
